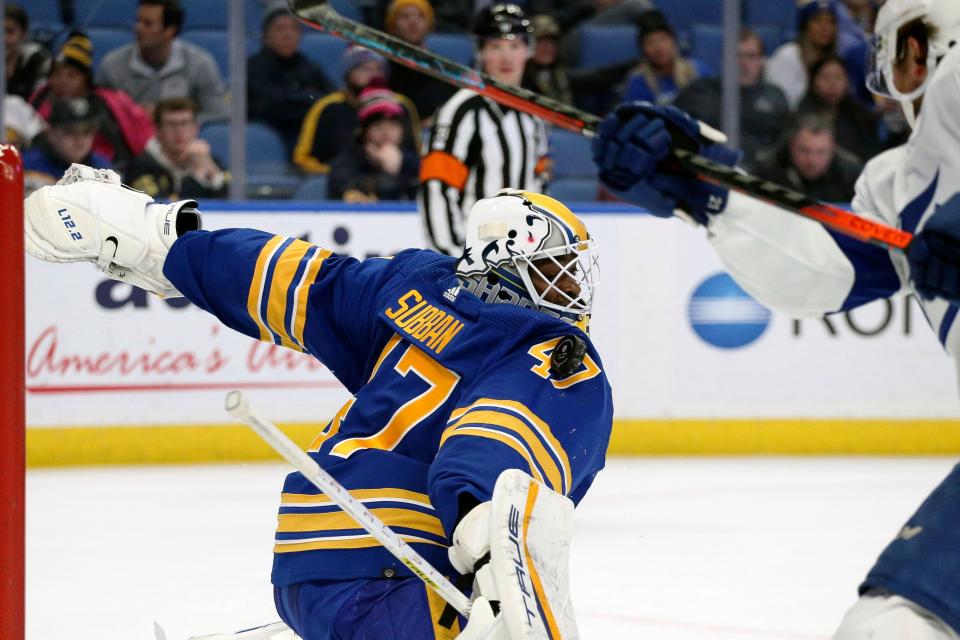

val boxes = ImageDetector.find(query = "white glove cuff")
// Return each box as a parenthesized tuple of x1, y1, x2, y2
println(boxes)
(449, 502, 492, 575)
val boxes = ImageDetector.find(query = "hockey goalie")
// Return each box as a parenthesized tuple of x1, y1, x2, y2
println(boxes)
(23, 165, 612, 640)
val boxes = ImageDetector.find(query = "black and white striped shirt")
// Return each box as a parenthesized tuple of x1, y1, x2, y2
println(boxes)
(418, 89, 549, 256)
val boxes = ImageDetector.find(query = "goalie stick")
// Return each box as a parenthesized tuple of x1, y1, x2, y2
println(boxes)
(287, 0, 913, 252)
(224, 391, 472, 618)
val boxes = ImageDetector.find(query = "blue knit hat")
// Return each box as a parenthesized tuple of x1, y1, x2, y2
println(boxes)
(797, 0, 838, 33)
(342, 45, 386, 78)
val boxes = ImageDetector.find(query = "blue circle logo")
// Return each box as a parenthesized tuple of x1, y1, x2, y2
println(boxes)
(688, 273, 772, 349)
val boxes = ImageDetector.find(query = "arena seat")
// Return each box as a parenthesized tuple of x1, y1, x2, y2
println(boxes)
(200, 122, 291, 175)
(300, 33, 348, 88)
(73, 0, 137, 29)
(751, 25, 787, 56)
(577, 24, 638, 69)
(425, 33, 473, 67)
(294, 175, 331, 200)
(549, 129, 595, 179)
(330, 0, 363, 23)
(25, 0, 63, 25)
(549, 177, 599, 203)
(86, 27, 134, 68)
(744, 0, 796, 28)
(179, 30, 235, 79)
(659, 0, 723, 34)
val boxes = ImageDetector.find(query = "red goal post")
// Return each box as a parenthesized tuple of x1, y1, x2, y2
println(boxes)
(0, 144, 25, 639)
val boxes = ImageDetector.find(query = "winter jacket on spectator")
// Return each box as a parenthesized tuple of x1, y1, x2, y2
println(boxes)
(247, 48, 333, 155)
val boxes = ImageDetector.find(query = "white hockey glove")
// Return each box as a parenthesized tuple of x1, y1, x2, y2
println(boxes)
(24, 163, 201, 298)
(451, 470, 580, 640)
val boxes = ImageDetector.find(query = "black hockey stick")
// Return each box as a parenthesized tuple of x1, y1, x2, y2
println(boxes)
(288, 0, 913, 251)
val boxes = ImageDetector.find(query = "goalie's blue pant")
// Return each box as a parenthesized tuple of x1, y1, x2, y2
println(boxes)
(861, 461, 960, 633)
(274, 576, 461, 640)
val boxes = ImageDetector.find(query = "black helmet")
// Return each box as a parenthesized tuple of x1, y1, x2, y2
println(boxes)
(471, 3, 532, 41)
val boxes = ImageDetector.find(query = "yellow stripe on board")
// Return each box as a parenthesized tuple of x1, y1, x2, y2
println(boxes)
(24, 420, 960, 467)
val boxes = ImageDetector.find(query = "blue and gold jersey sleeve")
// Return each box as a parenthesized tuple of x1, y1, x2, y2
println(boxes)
(164, 229, 395, 390)
(426, 336, 613, 537)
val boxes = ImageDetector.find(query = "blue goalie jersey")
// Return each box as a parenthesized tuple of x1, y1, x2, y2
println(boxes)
(164, 229, 614, 586)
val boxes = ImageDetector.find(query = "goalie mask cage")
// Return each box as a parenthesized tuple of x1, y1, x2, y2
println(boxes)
(0, 144, 25, 639)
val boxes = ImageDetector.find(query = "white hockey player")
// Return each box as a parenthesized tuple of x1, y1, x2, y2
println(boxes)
(592, 0, 960, 637)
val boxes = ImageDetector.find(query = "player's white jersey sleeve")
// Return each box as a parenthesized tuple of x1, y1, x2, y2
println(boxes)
(705, 153, 908, 318)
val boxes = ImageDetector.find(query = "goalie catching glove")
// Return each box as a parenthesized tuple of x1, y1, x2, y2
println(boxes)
(24, 163, 202, 297)
(450, 469, 580, 640)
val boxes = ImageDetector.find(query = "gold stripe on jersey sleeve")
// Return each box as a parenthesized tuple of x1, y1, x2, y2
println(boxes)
(277, 507, 445, 537)
(449, 410, 564, 493)
(291, 247, 332, 350)
(246, 235, 286, 342)
(440, 425, 549, 488)
(265, 239, 314, 351)
(447, 399, 571, 494)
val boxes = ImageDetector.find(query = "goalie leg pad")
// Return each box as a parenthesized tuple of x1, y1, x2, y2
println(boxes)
(487, 469, 579, 640)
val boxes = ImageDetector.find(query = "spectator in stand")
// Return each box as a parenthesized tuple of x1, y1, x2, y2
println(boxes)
(384, 0, 455, 123)
(126, 96, 228, 200)
(23, 97, 111, 195)
(523, 15, 573, 105)
(248, 2, 333, 156)
(623, 10, 708, 106)
(293, 46, 420, 174)
(30, 33, 154, 175)
(797, 54, 880, 162)
(675, 30, 791, 169)
(766, 0, 841, 109)
(328, 88, 420, 202)
(753, 113, 863, 203)
(96, 0, 228, 123)
(5, 4, 52, 100)
(4, 94, 44, 149)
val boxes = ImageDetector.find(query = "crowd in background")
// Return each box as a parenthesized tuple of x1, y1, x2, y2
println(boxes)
(5, 0, 894, 204)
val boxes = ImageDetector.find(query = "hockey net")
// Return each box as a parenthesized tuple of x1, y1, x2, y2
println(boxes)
(0, 145, 25, 639)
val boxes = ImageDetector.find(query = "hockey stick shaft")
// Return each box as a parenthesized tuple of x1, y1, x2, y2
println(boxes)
(224, 390, 471, 618)
(287, 0, 913, 251)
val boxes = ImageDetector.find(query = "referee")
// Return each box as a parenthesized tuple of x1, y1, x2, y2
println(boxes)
(418, 3, 550, 255)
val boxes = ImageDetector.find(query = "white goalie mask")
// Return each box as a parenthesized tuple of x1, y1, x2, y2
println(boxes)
(455, 189, 599, 333)
(867, 0, 960, 126)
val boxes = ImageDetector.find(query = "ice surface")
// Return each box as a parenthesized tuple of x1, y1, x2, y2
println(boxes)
(27, 457, 956, 639)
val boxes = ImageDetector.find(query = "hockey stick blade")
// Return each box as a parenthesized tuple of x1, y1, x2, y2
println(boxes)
(288, 0, 912, 251)
(224, 391, 472, 618)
